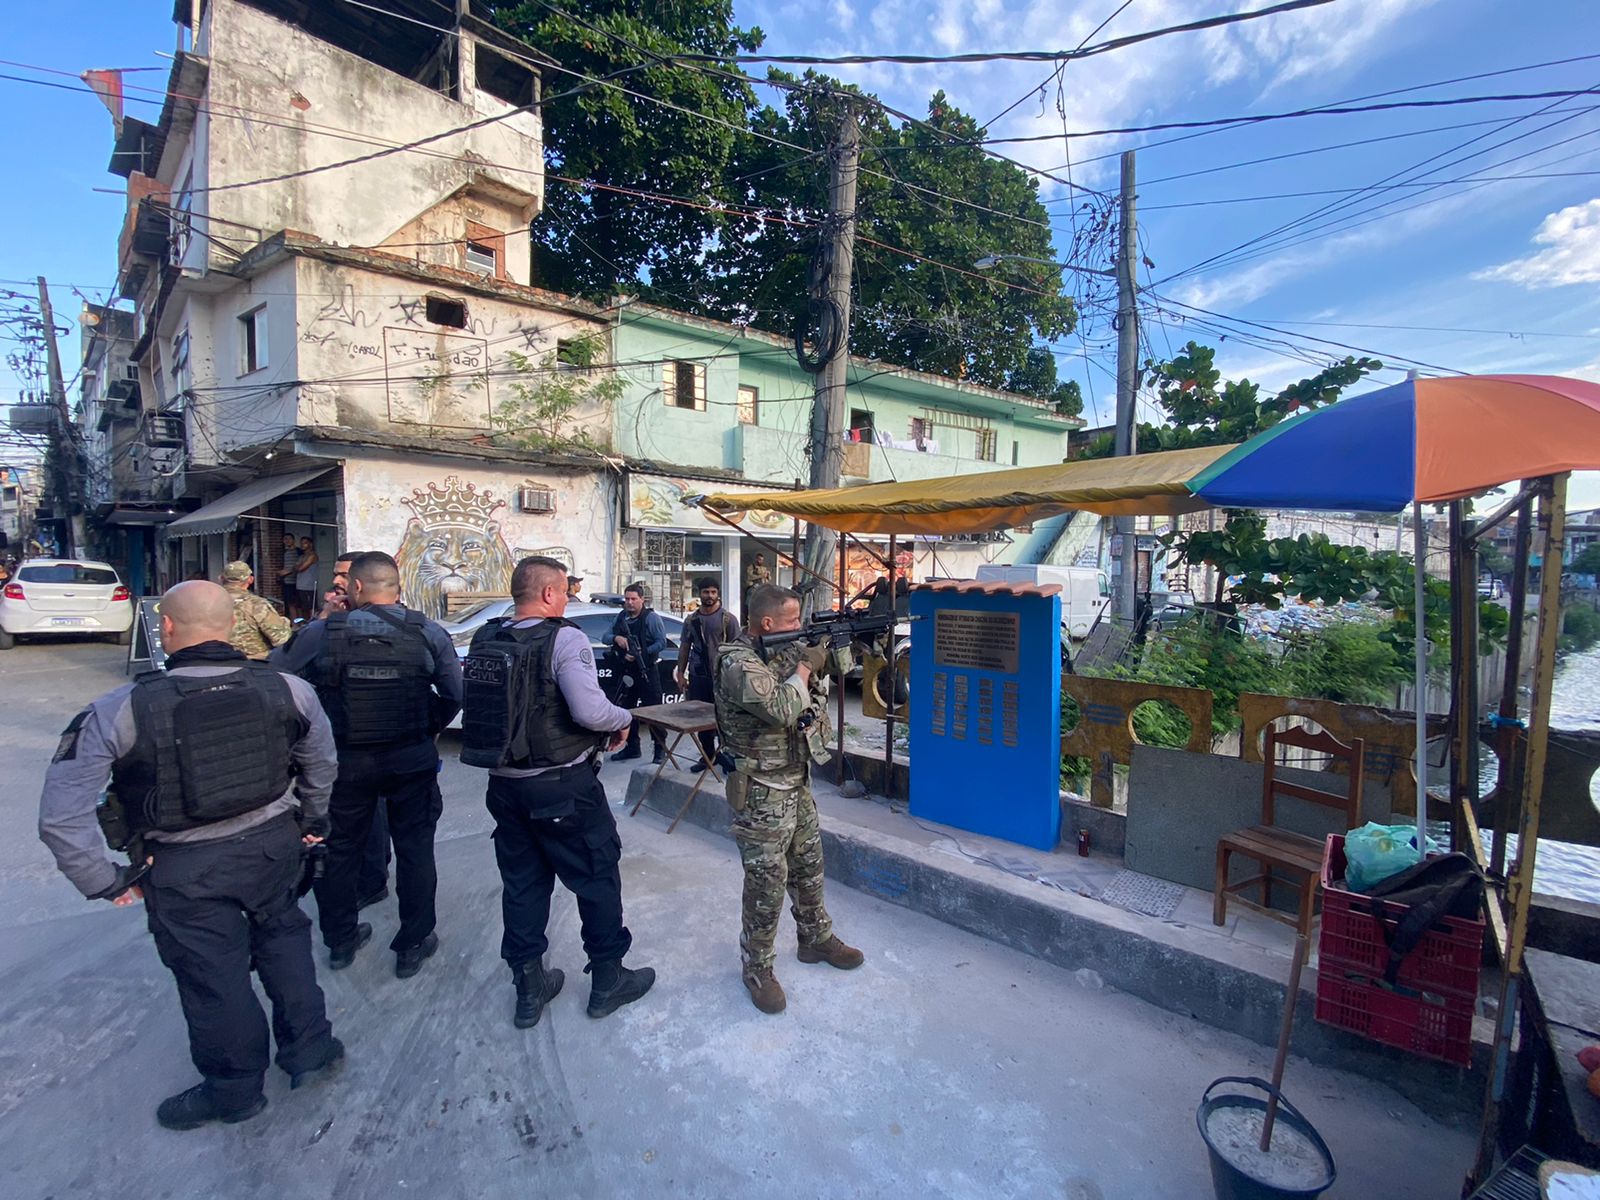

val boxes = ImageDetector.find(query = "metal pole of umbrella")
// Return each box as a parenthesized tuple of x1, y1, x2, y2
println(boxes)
(1415, 503, 1429, 854)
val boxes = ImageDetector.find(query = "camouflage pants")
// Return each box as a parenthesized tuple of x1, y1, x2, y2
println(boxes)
(730, 776, 832, 974)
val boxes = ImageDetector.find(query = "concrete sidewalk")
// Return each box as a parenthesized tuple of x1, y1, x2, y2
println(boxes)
(0, 642, 1474, 1199)
(626, 755, 1494, 1119)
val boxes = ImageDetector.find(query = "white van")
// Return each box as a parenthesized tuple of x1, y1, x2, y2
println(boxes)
(974, 564, 1111, 639)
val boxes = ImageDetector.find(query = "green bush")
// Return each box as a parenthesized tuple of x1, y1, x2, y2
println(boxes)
(1278, 621, 1409, 706)
(1562, 603, 1600, 653)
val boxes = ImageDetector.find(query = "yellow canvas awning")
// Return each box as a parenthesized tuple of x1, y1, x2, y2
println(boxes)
(700, 444, 1235, 535)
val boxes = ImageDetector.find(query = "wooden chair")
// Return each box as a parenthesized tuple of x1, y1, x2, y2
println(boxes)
(1213, 725, 1366, 937)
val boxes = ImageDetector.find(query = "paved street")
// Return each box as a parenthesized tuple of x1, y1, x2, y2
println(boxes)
(0, 639, 1474, 1199)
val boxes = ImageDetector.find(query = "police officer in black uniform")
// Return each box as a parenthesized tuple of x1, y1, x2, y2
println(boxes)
(38, 581, 343, 1131)
(271, 551, 462, 978)
(460, 556, 655, 1028)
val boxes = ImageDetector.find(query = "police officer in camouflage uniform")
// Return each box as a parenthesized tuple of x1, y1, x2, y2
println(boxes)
(713, 583, 863, 1014)
(221, 560, 292, 660)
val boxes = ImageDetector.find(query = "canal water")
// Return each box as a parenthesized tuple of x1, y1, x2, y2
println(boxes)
(1488, 645, 1600, 902)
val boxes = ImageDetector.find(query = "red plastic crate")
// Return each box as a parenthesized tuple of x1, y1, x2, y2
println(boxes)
(1314, 966, 1474, 1067)
(1318, 834, 1485, 1000)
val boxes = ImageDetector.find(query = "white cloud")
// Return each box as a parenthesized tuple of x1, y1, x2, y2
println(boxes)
(1476, 198, 1600, 289)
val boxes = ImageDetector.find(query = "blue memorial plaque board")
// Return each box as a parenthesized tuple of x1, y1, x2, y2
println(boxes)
(909, 589, 1062, 851)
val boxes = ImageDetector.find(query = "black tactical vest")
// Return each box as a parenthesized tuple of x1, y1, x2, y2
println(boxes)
(460, 617, 599, 769)
(313, 606, 435, 747)
(114, 662, 301, 835)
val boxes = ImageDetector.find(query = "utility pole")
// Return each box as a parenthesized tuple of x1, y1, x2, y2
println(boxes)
(1112, 150, 1140, 624)
(802, 107, 860, 613)
(36, 277, 80, 557)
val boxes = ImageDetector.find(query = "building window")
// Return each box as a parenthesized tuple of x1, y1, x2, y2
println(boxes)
(425, 295, 468, 328)
(171, 329, 190, 377)
(474, 46, 537, 107)
(849, 408, 875, 444)
(663, 360, 706, 411)
(909, 416, 929, 450)
(464, 240, 497, 274)
(975, 427, 997, 462)
(239, 306, 268, 375)
(1012, 440, 1019, 466)
(171, 169, 193, 265)
(737, 385, 759, 425)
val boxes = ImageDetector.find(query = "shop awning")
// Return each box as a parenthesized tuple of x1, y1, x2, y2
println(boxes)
(699, 444, 1235, 535)
(162, 467, 334, 539)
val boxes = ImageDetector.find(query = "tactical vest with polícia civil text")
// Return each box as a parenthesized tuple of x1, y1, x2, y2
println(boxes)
(313, 606, 436, 747)
(460, 616, 600, 769)
(113, 662, 302, 835)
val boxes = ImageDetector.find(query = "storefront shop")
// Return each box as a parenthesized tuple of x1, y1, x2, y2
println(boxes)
(622, 471, 800, 618)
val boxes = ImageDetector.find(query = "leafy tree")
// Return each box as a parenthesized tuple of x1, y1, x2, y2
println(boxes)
(488, 0, 763, 297)
(661, 78, 1079, 388)
(1007, 346, 1083, 416)
(1570, 543, 1600, 576)
(491, 331, 622, 452)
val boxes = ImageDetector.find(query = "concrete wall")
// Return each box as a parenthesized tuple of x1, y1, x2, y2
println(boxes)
(163, 255, 301, 462)
(1124, 744, 1396, 896)
(337, 449, 617, 619)
(291, 259, 611, 440)
(193, 0, 543, 280)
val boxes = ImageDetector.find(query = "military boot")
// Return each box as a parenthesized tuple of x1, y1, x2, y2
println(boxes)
(586, 959, 656, 1018)
(744, 969, 786, 1014)
(797, 935, 865, 970)
(513, 959, 565, 1029)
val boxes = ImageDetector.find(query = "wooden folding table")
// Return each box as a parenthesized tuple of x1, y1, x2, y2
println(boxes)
(625, 700, 722, 833)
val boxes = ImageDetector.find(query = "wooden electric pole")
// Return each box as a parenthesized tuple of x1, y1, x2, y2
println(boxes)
(801, 108, 860, 613)
(1112, 151, 1140, 624)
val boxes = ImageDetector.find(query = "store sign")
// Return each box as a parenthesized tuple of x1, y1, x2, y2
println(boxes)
(626, 472, 790, 532)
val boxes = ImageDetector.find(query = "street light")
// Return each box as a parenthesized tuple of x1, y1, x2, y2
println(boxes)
(973, 252, 1116, 279)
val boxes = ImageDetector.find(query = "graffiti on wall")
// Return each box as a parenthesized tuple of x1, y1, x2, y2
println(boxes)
(394, 475, 572, 617)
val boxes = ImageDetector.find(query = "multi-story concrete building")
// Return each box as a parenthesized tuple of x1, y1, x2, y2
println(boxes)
(0, 466, 35, 550)
(97, 0, 617, 611)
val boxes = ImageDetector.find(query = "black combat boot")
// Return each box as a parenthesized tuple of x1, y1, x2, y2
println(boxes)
(586, 958, 656, 1018)
(513, 959, 566, 1029)
(328, 922, 373, 970)
(156, 1084, 267, 1131)
(652, 743, 667, 765)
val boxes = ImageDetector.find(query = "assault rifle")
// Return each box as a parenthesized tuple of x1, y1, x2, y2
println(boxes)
(753, 608, 911, 661)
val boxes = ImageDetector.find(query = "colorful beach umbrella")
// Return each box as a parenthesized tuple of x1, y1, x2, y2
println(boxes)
(1187, 375, 1600, 512)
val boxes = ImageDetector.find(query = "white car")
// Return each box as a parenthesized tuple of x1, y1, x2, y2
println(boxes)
(0, 558, 135, 648)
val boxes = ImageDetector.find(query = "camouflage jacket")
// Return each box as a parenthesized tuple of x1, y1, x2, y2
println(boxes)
(226, 584, 292, 660)
(713, 636, 847, 787)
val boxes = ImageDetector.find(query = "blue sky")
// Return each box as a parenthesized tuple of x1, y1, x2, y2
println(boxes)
(2, 0, 1598, 505)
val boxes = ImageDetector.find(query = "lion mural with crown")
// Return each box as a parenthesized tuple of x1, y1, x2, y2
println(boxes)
(395, 476, 571, 618)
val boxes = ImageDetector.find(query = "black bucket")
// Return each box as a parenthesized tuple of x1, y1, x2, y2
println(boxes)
(1196, 1077, 1336, 1200)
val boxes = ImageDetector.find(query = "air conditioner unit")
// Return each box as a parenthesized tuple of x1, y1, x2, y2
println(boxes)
(517, 486, 554, 514)
(145, 414, 185, 448)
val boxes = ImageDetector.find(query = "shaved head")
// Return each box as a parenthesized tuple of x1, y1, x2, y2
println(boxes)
(160, 580, 237, 653)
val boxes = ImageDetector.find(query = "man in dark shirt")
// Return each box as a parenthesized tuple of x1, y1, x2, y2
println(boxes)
(271, 552, 463, 978)
(609, 583, 668, 763)
(676, 578, 740, 767)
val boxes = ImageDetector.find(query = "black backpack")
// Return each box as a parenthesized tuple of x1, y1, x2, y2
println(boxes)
(1364, 853, 1486, 985)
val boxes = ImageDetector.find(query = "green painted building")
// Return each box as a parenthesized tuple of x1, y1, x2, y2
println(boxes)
(608, 301, 1083, 612)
